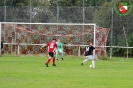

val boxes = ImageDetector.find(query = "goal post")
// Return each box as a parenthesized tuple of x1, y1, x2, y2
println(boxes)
(0, 22, 109, 57)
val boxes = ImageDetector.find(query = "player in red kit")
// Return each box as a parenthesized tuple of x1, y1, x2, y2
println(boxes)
(40, 38, 57, 67)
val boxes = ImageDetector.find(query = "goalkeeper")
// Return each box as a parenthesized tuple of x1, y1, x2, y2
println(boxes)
(55, 38, 64, 60)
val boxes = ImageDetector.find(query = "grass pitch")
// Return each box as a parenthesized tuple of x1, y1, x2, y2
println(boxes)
(0, 55, 133, 88)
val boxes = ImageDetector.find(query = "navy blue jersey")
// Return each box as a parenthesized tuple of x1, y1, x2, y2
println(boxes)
(84, 46, 95, 56)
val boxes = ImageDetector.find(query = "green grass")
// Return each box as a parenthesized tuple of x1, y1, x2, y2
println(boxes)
(0, 55, 133, 88)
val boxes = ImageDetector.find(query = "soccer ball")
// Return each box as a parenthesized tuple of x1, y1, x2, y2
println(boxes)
(89, 65, 92, 68)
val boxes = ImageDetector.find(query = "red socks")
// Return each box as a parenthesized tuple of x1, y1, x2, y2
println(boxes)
(46, 57, 55, 65)
(53, 57, 55, 64)
(46, 58, 51, 64)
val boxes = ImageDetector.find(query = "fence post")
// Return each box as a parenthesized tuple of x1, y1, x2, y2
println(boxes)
(78, 45, 81, 57)
(17, 44, 20, 56)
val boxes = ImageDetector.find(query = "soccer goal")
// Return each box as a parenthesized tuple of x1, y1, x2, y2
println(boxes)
(0, 22, 110, 57)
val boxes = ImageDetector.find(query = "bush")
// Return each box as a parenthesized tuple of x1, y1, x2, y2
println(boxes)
(98, 56, 109, 60)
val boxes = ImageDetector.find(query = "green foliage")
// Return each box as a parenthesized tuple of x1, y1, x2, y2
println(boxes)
(0, 0, 13, 6)
(49, 0, 112, 7)
(49, 0, 82, 7)
(92, 1, 133, 57)
(0, 0, 49, 6)
(98, 55, 109, 60)
(11, 0, 30, 6)
(31, 0, 49, 6)
(128, 33, 133, 47)
(93, 2, 112, 28)
(112, 48, 127, 57)
(128, 33, 133, 56)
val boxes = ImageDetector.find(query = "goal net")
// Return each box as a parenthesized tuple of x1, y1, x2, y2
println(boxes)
(0, 22, 110, 57)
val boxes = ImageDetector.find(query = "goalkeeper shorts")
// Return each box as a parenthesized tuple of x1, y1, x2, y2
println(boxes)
(56, 49, 63, 53)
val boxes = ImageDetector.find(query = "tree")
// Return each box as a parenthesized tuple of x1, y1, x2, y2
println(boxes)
(7, 0, 49, 6)
(128, 33, 133, 56)
(0, 0, 13, 6)
(49, 0, 82, 7)
(49, 0, 112, 7)
(0, 0, 50, 22)
(93, 2, 112, 28)
(93, 1, 133, 57)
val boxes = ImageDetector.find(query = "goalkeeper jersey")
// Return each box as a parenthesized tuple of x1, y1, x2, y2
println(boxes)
(56, 42, 63, 49)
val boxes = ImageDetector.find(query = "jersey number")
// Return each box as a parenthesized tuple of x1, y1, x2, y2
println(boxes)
(50, 43, 54, 48)
(86, 47, 89, 51)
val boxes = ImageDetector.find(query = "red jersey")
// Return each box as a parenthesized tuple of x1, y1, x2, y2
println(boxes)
(47, 42, 57, 52)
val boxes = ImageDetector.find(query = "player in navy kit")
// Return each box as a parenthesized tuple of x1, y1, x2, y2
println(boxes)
(40, 38, 57, 67)
(81, 42, 95, 68)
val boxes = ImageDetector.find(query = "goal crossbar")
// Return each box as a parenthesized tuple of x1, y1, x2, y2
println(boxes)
(0, 22, 96, 25)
